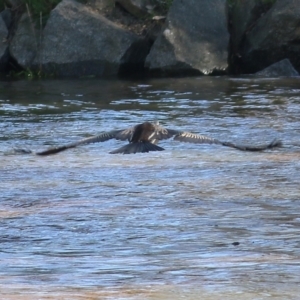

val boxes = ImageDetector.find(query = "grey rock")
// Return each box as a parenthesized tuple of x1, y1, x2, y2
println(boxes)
(86, 0, 115, 11)
(9, 12, 41, 68)
(228, 0, 258, 50)
(29, 0, 148, 77)
(255, 58, 299, 77)
(1, 8, 12, 30)
(145, 0, 229, 76)
(228, 0, 275, 73)
(3, 0, 21, 8)
(240, 0, 300, 73)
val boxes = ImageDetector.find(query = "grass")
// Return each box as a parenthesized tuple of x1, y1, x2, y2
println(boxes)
(0, 0, 63, 17)
(23, 0, 61, 16)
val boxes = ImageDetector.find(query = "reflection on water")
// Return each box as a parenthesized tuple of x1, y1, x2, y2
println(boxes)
(1, 77, 300, 299)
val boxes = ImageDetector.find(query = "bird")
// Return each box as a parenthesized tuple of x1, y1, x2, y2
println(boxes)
(16, 121, 281, 156)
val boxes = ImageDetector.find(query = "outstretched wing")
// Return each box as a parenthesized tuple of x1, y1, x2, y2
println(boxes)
(174, 131, 281, 152)
(36, 126, 136, 156)
(174, 132, 222, 145)
(113, 126, 135, 141)
(221, 138, 282, 151)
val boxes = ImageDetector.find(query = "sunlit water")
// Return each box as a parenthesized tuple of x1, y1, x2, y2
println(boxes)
(1, 77, 300, 299)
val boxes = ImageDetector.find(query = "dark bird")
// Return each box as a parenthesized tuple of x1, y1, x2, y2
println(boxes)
(14, 121, 282, 156)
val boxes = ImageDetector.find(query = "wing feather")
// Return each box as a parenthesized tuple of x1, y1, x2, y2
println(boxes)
(221, 139, 282, 151)
(36, 127, 134, 156)
(114, 126, 135, 141)
(174, 132, 222, 145)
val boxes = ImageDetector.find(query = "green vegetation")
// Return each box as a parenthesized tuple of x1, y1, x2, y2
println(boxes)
(0, 0, 62, 17)
(22, 0, 61, 16)
(0, 0, 60, 29)
(7, 66, 56, 79)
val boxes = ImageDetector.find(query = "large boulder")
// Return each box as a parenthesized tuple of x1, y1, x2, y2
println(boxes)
(145, 0, 229, 76)
(227, 0, 275, 73)
(10, 0, 150, 77)
(9, 11, 40, 68)
(237, 0, 300, 73)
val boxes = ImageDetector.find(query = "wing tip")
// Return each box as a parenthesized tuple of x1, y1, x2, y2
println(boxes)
(13, 148, 33, 155)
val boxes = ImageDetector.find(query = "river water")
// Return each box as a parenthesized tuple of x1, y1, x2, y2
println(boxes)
(1, 76, 300, 299)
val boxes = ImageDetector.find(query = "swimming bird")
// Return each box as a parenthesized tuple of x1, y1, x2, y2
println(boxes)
(17, 121, 281, 155)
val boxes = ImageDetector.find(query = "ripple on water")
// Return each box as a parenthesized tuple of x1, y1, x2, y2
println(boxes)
(1, 77, 300, 299)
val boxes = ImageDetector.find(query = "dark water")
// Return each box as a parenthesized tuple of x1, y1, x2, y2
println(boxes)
(1, 77, 300, 299)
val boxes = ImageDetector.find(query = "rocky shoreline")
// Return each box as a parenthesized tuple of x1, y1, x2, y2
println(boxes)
(0, 0, 299, 78)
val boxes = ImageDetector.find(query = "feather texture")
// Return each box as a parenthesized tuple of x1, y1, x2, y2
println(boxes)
(13, 121, 281, 156)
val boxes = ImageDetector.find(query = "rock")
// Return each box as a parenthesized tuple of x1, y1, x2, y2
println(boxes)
(9, 11, 41, 68)
(3, 0, 21, 8)
(116, 0, 155, 18)
(145, 0, 229, 76)
(86, 0, 115, 12)
(1, 8, 12, 30)
(228, 0, 257, 47)
(227, 0, 275, 73)
(0, 11, 10, 72)
(255, 58, 299, 77)
(11, 0, 150, 77)
(239, 0, 300, 73)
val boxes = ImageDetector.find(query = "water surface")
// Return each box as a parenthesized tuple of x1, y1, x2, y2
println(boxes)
(1, 77, 300, 299)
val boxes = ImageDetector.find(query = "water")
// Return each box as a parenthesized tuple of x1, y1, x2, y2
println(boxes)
(1, 77, 300, 299)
